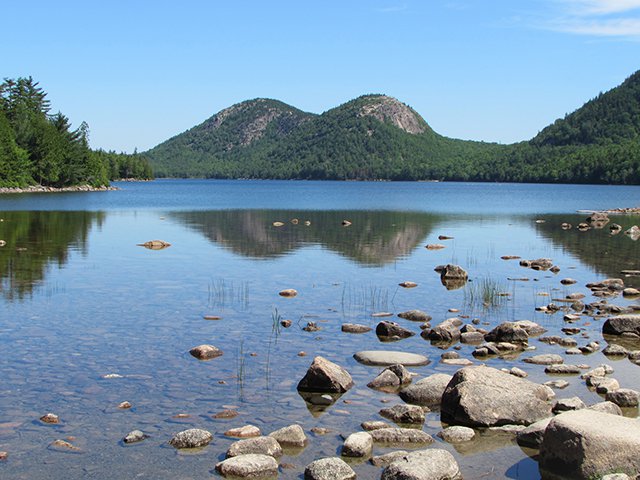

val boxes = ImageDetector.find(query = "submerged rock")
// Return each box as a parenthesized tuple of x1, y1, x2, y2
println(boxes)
(137, 240, 171, 250)
(341, 323, 371, 334)
(123, 430, 148, 444)
(226, 436, 282, 458)
(369, 427, 434, 446)
(397, 310, 431, 322)
(437, 426, 475, 443)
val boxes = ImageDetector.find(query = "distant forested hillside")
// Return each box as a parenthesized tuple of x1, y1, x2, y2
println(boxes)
(146, 71, 640, 184)
(0, 77, 152, 188)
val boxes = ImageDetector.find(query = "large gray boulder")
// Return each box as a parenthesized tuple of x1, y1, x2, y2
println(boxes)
(539, 410, 640, 479)
(603, 314, 640, 336)
(381, 449, 463, 480)
(297, 356, 353, 393)
(399, 373, 453, 406)
(441, 366, 552, 427)
(215, 454, 279, 478)
(304, 457, 356, 480)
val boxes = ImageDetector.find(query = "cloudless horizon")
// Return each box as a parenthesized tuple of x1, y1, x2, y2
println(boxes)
(3, 0, 640, 153)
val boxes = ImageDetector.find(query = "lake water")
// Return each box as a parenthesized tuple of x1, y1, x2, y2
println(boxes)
(0, 180, 639, 479)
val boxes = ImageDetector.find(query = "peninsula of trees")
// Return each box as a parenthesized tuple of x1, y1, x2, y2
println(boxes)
(146, 70, 640, 184)
(0, 77, 152, 188)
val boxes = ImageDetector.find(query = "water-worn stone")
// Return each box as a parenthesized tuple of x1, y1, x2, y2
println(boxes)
(552, 396, 586, 413)
(189, 344, 223, 360)
(123, 430, 148, 444)
(485, 322, 529, 343)
(369, 428, 434, 446)
(381, 449, 462, 480)
(225, 425, 261, 438)
(297, 356, 353, 393)
(439, 264, 468, 290)
(437, 426, 475, 443)
(361, 420, 392, 431)
(279, 288, 298, 297)
(169, 428, 212, 449)
(606, 388, 639, 408)
(368, 364, 412, 390)
(603, 314, 640, 336)
(379, 404, 426, 425)
(371, 451, 409, 467)
(544, 364, 581, 375)
(40, 413, 59, 424)
(353, 350, 429, 367)
(399, 373, 453, 406)
(226, 436, 283, 458)
(440, 366, 552, 427)
(594, 377, 620, 394)
(304, 457, 356, 480)
(376, 321, 415, 339)
(268, 424, 307, 448)
(215, 454, 279, 478)
(524, 354, 564, 365)
(423, 317, 462, 343)
(341, 431, 373, 457)
(341, 323, 371, 334)
(397, 310, 431, 322)
(516, 417, 553, 449)
(603, 344, 628, 356)
(588, 401, 623, 415)
(539, 410, 640, 479)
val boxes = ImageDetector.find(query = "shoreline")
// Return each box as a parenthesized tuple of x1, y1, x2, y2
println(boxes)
(0, 185, 119, 195)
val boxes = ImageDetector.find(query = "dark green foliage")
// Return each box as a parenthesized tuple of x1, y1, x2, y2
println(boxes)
(0, 77, 153, 188)
(146, 73, 640, 185)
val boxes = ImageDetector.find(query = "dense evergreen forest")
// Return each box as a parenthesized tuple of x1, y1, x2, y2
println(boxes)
(0, 77, 152, 188)
(147, 71, 640, 184)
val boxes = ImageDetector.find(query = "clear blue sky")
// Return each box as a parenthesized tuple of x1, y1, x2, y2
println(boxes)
(2, 0, 639, 152)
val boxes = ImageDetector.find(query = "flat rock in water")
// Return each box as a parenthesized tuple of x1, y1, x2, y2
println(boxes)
(215, 454, 279, 478)
(441, 366, 552, 427)
(379, 404, 426, 425)
(381, 449, 462, 480)
(268, 424, 307, 448)
(304, 457, 356, 480)
(545, 364, 581, 375)
(297, 356, 353, 393)
(369, 428, 434, 446)
(371, 450, 409, 467)
(524, 354, 564, 365)
(437, 426, 475, 443)
(137, 240, 171, 250)
(341, 323, 371, 334)
(353, 350, 429, 367)
(399, 373, 453, 406)
(362, 420, 392, 431)
(539, 410, 640, 479)
(169, 428, 213, 449)
(397, 310, 431, 322)
(226, 436, 283, 458)
(278, 288, 297, 297)
(225, 425, 261, 438)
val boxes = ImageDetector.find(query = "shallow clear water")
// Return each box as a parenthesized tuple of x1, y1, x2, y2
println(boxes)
(0, 180, 639, 479)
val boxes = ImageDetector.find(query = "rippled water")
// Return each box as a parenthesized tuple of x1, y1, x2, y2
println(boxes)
(0, 180, 639, 479)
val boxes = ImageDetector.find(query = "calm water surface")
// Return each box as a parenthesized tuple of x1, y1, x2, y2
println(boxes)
(0, 180, 639, 479)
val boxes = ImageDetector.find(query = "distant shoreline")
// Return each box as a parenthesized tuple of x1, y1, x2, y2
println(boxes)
(0, 185, 118, 195)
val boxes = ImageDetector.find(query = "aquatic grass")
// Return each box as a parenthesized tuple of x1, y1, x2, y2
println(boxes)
(464, 277, 509, 312)
(340, 283, 392, 316)
(236, 340, 245, 400)
(208, 278, 249, 311)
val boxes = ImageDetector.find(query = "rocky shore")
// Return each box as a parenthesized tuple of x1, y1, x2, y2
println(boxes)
(0, 184, 118, 194)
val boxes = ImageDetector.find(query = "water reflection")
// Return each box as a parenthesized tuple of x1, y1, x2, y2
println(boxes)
(534, 213, 640, 286)
(169, 210, 442, 266)
(0, 211, 105, 300)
